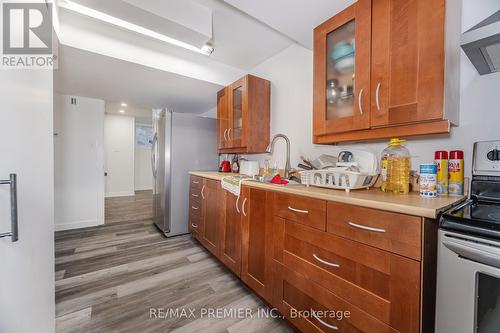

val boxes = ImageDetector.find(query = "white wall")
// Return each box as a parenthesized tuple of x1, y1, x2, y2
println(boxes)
(135, 123, 153, 191)
(104, 114, 136, 197)
(0, 70, 55, 332)
(245, 0, 500, 180)
(54, 94, 105, 231)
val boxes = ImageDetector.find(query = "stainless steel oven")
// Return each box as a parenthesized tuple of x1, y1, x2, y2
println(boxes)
(436, 229, 500, 333)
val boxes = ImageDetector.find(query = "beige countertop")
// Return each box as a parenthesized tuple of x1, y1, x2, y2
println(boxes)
(189, 171, 466, 219)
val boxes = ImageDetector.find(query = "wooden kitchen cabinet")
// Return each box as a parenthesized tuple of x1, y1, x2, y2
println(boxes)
(189, 176, 203, 238)
(240, 187, 275, 304)
(219, 190, 242, 276)
(313, 0, 460, 144)
(313, 0, 371, 136)
(200, 179, 220, 256)
(217, 74, 271, 154)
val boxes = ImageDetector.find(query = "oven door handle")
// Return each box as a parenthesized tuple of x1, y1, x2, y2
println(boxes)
(443, 237, 500, 269)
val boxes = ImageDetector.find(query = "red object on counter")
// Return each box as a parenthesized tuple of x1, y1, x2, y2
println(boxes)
(435, 150, 448, 160)
(449, 150, 464, 160)
(271, 174, 289, 185)
(220, 160, 231, 172)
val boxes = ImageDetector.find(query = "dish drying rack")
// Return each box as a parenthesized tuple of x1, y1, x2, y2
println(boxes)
(300, 150, 379, 192)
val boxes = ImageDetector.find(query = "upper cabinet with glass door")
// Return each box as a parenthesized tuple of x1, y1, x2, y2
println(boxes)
(217, 75, 270, 154)
(313, 0, 461, 144)
(313, 0, 371, 138)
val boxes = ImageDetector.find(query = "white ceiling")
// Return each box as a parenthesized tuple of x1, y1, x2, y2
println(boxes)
(105, 102, 152, 124)
(223, 0, 354, 49)
(55, 45, 223, 113)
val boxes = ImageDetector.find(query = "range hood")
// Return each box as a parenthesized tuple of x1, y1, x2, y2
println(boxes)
(461, 10, 500, 75)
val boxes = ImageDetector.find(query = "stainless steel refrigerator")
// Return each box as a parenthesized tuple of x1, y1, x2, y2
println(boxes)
(151, 109, 217, 236)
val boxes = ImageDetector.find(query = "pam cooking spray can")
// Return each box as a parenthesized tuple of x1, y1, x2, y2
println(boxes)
(435, 151, 448, 195)
(448, 150, 464, 196)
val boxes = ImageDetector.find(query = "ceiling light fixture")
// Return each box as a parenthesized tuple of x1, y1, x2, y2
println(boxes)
(121, 102, 127, 107)
(59, 0, 214, 56)
(119, 110, 125, 113)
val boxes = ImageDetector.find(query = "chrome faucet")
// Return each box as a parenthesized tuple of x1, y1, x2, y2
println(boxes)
(266, 134, 291, 179)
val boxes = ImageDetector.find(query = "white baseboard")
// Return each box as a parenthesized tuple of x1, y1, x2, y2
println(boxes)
(135, 186, 152, 191)
(105, 191, 135, 198)
(55, 219, 103, 231)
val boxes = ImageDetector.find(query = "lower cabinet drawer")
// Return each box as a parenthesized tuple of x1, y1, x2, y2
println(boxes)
(275, 263, 398, 333)
(282, 220, 420, 333)
(274, 193, 326, 231)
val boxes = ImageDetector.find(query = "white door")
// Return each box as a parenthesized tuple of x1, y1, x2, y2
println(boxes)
(0, 70, 55, 332)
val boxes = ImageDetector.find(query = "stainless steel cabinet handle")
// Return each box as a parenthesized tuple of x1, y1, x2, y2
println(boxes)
(358, 88, 364, 115)
(192, 180, 199, 184)
(191, 193, 199, 198)
(236, 196, 241, 213)
(375, 82, 381, 112)
(227, 128, 232, 140)
(287, 206, 309, 214)
(191, 223, 198, 229)
(311, 311, 338, 330)
(201, 185, 206, 199)
(242, 198, 248, 217)
(348, 221, 386, 233)
(313, 254, 340, 268)
(223, 128, 228, 142)
(0, 174, 18, 242)
(191, 206, 199, 210)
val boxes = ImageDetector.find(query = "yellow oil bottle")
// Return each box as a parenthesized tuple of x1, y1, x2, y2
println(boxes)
(381, 138, 411, 194)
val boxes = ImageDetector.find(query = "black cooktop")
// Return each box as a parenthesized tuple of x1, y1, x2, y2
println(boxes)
(441, 199, 500, 240)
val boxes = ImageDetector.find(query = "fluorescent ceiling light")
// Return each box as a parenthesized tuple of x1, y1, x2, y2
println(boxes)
(121, 102, 127, 107)
(59, 0, 214, 55)
(119, 109, 125, 113)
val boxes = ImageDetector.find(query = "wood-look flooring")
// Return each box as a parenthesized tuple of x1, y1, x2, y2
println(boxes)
(55, 220, 294, 333)
(105, 190, 153, 224)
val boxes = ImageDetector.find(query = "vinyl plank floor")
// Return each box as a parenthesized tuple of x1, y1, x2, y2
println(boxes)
(105, 190, 153, 224)
(55, 220, 295, 333)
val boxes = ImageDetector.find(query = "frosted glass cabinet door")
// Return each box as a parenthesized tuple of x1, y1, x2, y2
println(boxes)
(313, 0, 371, 137)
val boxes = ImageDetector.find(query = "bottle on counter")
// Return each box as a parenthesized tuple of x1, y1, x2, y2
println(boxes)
(381, 138, 411, 194)
(435, 151, 449, 195)
(448, 150, 464, 195)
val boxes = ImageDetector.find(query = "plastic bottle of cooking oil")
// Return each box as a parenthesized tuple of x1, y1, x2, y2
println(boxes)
(381, 138, 411, 194)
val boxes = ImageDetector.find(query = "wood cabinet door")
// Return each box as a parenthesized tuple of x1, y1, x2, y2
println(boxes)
(371, 0, 445, 127)
(240, 187, 274, 303)
(217, 88, 230, 150)
(200, 179, 220, 256)
(313, 0, 371, 137)
(227, 77, 246, 149)
(219, 190, 242, 276)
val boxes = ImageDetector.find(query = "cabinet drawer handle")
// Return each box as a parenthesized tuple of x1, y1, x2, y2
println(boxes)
(191, 223, 198, 229)
(358, 88, 364, 115)
(191, 193, 199, 198)
(223, 128, 228, 142)
(313, 254, 340, 268)
(287, 206, 309, 214)
(311, 311, 338, 330)
(236, 196, 241, 213)
(192, 180, 199, 184)
(201, 185, 206, 199)
(242, 198, 248, 217)
(348, 221, 386, 233)
(191, 206, 199, 210)
(375, 82, 381, 112)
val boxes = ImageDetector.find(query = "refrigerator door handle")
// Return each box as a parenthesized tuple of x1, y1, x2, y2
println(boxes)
(151, 133, 158, 177)
(0, 174, 18, 242)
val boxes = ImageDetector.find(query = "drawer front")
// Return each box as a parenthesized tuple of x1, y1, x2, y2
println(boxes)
(274, 193, 326, 231)
(275, 264, 398, 333)
(282, 221, 421, 332)
(190, 175, 203, 190)
(327, 202, 422, 260)
(189, 199, 202, 235)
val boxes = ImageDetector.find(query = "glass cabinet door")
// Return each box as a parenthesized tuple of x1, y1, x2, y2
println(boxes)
(313, 0, 371, 138)
(326, 20, 356, 121)
(232, 85, 243, 144)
